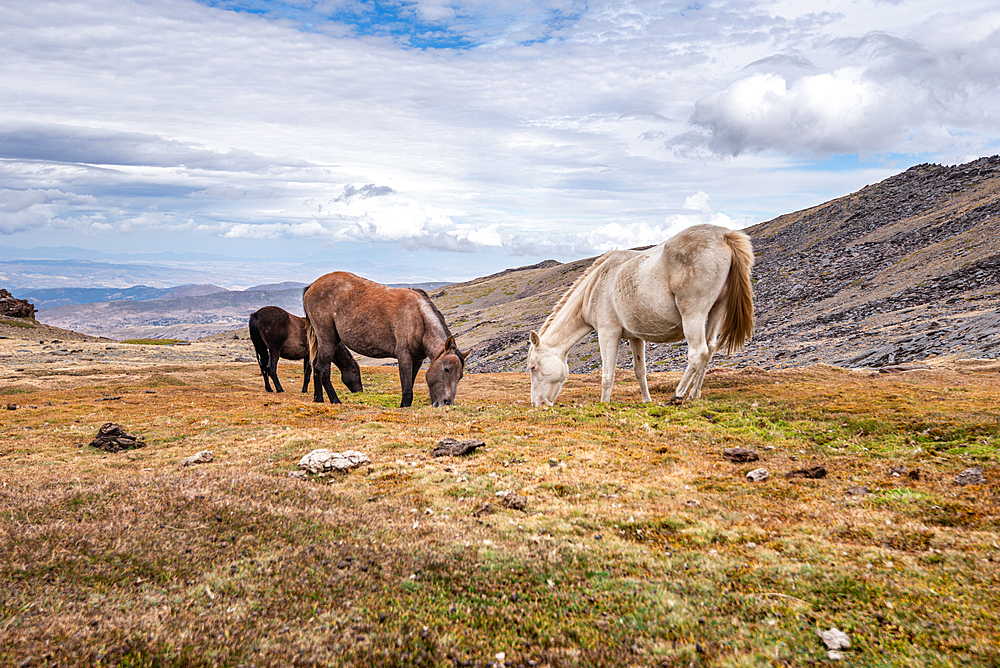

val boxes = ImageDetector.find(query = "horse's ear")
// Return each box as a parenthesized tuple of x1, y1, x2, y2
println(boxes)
(444, 335, 455, 350)
(529, 330, 541, 346)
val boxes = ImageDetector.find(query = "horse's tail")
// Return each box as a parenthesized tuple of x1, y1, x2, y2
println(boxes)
(248, 311, 269, 375)
(719, 230, 755, 356)
(306, 314, 319, 371)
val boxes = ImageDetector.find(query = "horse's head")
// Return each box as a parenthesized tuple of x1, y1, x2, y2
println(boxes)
(426, 335, 465, 407)
(339, 360, 363, 393)
(527, 330, 568, 407)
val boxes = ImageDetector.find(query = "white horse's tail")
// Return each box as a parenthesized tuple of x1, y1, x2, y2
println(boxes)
(719, 230, 755, 355)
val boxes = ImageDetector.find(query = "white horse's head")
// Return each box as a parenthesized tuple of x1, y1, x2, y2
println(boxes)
(528, 330, 569, 407)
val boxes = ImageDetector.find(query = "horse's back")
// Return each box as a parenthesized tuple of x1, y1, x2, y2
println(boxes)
(592, 225, 740, 339)
(303, 271, 421, 358)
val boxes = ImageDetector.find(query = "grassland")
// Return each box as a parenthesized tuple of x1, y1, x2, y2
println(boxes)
(1, 358, 998, 667)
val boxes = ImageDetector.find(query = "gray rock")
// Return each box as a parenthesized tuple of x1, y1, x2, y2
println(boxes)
(432, 438, 486, 457)
(954, 466, 987, 486)
(181, 450, 214, 466)
(298, 448, 370, 474)
(746, 468, 769, 482)
(785, 465, 827, 479)
(723, 447, 759, 463)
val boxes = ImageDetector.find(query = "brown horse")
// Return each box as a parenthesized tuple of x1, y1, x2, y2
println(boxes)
(303, 272, 465, 407)
(248, 306, 363, 395)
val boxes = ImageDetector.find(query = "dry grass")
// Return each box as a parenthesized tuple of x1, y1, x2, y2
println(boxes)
(2, 358, 999, 667)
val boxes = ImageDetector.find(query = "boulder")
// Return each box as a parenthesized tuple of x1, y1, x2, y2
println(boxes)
(432, 438, 486, 457)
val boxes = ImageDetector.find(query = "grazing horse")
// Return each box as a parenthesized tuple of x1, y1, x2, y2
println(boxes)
(248, 306, 363, 395)
(303, 272, 466, 407)
(528, 224, 754, 406)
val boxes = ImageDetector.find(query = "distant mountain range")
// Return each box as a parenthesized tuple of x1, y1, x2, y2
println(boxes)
(14, 284, 235, 309)
(25, 281, 450, 341)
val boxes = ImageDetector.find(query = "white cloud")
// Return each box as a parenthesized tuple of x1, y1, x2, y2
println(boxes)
(681, 69, 911, 156)
(0, 188, 97, 234)
(586, 192, 747, 252)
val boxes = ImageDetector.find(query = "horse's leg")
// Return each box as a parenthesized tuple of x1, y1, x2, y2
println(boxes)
(321, 361, 340, 404)
(597, 328, 622, 402)
(301, 358, 311, 394)
(687, 303, 726, 400)
(268, 347, 284, 393)
(628, 338, 651, 402)
(311, 333, 341, 404)
(672, 312, 712, 403)
(261, 360, 273, 392)
(397, 353, 417, 408)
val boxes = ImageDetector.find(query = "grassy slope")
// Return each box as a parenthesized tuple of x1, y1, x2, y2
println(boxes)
(2, 359, 998, 667)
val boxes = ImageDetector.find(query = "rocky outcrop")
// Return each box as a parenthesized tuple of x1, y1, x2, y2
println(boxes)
(1, 289, 36, 319)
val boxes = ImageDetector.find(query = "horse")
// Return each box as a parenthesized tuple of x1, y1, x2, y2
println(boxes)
(527, 224, 754, 406)
(303, 272, 466, 407)
(248, 306, 363, 395)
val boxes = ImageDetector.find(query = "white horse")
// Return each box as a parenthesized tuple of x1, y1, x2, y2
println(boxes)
(527, 224, 754, 406)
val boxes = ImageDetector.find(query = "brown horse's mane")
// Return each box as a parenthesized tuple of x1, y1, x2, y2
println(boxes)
(539, 252, 614, 335)
(410, 288, 465, 361)
(409, 288, 452, 335)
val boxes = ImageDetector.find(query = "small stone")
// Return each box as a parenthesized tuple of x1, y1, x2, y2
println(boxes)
(746, 468, 769, 482)
(472, 502, 493, 517)
(828, 650, 845, 661)
(500, 494, 527, 511)
(785, 465, 827, 479)
(181, 450, 213, 467)
(723, 447, 759, 462)
(846, 485, 870, 497)
(818, 627, 851, 650)
(955, 466, 986, 486)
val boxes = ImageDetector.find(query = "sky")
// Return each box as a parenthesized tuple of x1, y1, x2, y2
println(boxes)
(2, 0, 1000, 287)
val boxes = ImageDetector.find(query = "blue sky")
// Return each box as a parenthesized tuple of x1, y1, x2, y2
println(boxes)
(2, 0, 1000, 287)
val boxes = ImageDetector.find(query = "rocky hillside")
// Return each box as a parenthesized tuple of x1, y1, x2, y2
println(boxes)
(437, 155, 1000, 372)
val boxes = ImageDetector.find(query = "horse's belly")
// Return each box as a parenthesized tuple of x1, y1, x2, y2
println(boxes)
(629, 326, 684, 343)
(617, 304, 682, 343)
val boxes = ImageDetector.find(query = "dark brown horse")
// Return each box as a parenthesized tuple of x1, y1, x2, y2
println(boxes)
(248, 306, 363, 394)
(303, 272, 465, 407)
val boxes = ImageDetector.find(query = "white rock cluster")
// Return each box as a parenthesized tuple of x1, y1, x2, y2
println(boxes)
(297, 448, 370, 474)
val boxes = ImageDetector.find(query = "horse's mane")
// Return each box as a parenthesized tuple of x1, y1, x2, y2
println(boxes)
(410, 288, 452, 336)
(539, 252, 615, 335)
